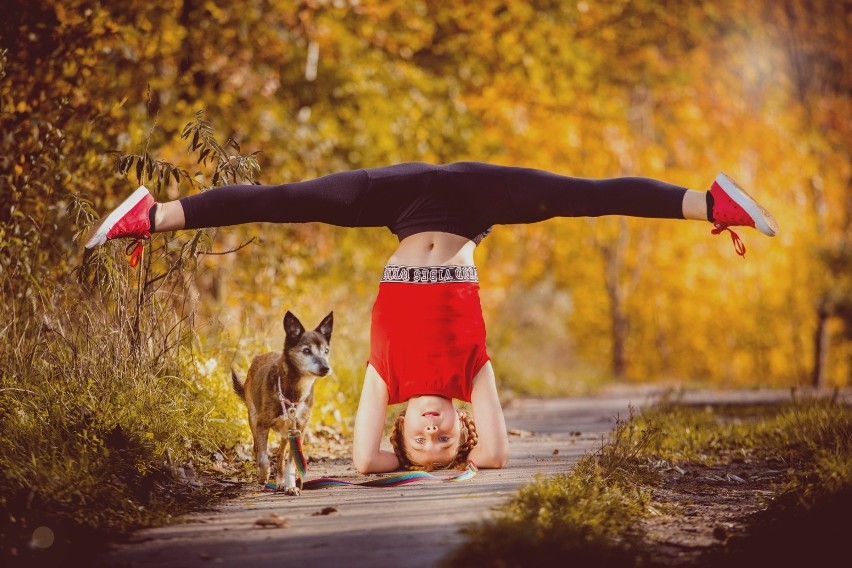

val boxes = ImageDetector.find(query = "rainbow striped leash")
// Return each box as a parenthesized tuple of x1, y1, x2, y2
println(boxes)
(262, 430, 478, 492)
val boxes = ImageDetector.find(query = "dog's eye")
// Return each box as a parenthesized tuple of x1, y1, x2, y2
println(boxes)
(324, 348, 329, 355)
(302, 347, 311, 355)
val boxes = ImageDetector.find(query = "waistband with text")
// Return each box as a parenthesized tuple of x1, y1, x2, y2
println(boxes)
(381, 264, 479, 284)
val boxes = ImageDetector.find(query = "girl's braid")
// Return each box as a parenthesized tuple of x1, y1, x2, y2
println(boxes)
(452, 410, 478, 467)
(389, 409, 478, 471)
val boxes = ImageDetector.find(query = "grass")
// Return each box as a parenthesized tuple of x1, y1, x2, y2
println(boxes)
(0, 244, 245, 568)
(446, 408, 661, 567)
(640, 394, 852, 493)
(444, 394, 852, 567)
(0, 117, 301, 568)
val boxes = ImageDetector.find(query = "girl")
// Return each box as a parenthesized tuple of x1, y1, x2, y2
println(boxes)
(84, 162, 778, 472)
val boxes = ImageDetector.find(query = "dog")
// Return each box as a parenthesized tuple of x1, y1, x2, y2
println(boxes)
(231, 310, 333, 495)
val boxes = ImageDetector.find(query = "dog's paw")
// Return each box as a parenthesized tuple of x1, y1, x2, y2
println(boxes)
(283, 486, 301, 496)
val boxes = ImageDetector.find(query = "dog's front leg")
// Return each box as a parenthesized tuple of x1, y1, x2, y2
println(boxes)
(275, 428, 300, 495)
(273, 435, 286, 487)
(282, 452, 300, 496)
(276, 438, 300, 496)
(253, 426, 271, 485)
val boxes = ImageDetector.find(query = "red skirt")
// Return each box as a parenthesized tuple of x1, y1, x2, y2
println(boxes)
(369, 267, 490, 405)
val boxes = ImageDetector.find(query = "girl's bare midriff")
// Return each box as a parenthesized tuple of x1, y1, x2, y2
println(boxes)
(387, 231, 476, 267)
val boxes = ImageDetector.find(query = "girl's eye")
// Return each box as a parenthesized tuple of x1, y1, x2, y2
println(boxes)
(302, 347, 311, 354)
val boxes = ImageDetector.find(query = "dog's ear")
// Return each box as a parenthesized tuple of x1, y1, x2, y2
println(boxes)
(283, 311, 305, 343)
(315, 311, 333, 343)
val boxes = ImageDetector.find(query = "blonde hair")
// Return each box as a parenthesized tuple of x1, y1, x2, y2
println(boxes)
(389, 408, 478, 471)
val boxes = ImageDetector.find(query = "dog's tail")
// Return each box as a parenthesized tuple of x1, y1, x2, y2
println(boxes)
(231, 369, 246, 400)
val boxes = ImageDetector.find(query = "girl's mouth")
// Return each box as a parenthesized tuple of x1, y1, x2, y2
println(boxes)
(422, 411, 440, 417)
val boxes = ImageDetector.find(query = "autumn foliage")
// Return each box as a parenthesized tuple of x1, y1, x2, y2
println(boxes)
(2, 1, 850, 415)
(0, 1, 849, 563)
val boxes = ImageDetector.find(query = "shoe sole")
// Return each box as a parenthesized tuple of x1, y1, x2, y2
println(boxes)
(83, 185, 151, 249)
(715, 173, 779, 237)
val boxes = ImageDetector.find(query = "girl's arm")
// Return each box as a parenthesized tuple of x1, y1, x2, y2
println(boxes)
(352, 365, 400, 473)
(467, 362, 510, 469)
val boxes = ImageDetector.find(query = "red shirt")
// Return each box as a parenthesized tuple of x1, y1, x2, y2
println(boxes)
(369, 281, 490, 404)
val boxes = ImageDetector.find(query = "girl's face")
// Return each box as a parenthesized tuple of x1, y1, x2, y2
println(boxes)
(402, 395, 461, 467)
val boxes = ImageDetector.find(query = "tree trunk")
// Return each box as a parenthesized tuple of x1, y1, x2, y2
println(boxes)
(600, 220, 631, 379)
(811, 298, 829, 388)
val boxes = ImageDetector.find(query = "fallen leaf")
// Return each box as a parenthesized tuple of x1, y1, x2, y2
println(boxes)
(254, 514, 290, 528)
(508, 429, 534, 437)
(312, 507, 338, 516)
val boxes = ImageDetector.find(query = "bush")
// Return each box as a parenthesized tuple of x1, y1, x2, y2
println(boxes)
(0, 114, 258, 567)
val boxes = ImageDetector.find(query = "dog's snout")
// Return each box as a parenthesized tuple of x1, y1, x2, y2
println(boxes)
(318, 365, 331, 376)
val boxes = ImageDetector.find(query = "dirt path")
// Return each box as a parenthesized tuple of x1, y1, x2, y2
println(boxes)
(97, 387, 795, 568)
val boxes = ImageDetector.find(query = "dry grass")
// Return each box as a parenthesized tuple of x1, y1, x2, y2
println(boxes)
(445, 396, 852, 567)
(0, 116, 260, 568)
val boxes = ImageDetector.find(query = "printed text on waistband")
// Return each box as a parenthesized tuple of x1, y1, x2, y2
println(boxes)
(381, 264, 478, 283)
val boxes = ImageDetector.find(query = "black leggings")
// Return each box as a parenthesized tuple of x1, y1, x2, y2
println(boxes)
(179, 162, 688, 239)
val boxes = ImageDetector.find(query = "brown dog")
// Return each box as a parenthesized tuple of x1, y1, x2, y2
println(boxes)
(231, 311, 333, 495)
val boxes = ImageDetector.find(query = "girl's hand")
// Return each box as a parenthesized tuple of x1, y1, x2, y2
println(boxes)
(468, 362, 510, 469)
(353, 365, 400, 473)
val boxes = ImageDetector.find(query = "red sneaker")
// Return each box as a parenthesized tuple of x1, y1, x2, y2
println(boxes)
(710, 173, 778, 256)
(84, 186, 155, 266)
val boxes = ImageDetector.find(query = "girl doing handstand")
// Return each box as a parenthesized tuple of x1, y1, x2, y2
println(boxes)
(84, 161, 778, 472)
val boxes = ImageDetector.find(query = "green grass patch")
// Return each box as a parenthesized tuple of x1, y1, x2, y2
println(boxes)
(0, 116, 272, 568)
(446, 409, 661, 567)
(445, 396, 852, 567)
(640, 395, 852, 496)
(0, 253, 244, 568)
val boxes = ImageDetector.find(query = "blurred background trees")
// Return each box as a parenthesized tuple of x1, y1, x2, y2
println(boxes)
(2, 0, 849, 404)
(3, 2, 848, 560)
